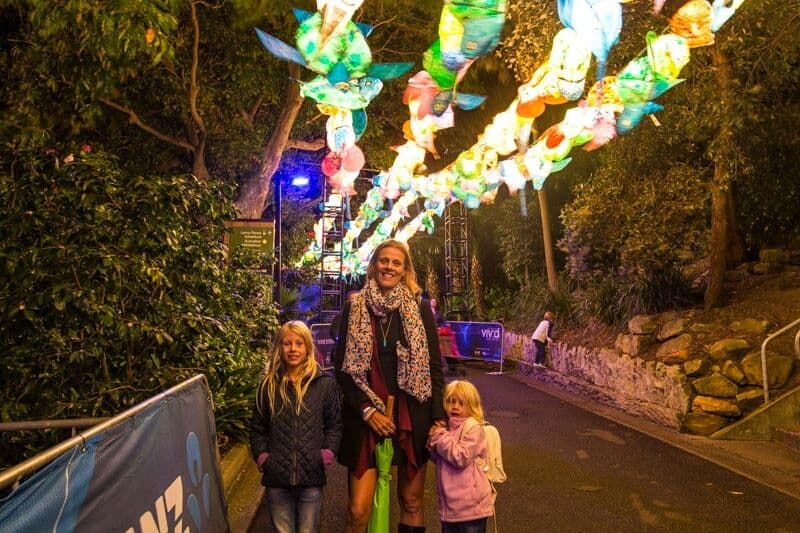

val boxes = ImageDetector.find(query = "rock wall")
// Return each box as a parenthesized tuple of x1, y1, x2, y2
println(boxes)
(503, 331, 692, 429)
(504, 308, 796, 436)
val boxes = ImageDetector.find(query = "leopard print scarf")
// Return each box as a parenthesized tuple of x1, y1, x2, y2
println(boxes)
(342, 278, 432, 410)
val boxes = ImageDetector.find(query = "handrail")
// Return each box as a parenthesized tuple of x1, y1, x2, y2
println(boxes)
(795, 329, 800, 359)
(0, 418, 109, 433)
(761, 318, 800, 403)
(0, 374, 208, 491)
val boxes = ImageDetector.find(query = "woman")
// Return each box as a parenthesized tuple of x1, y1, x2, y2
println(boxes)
(334, 239, 445, 533)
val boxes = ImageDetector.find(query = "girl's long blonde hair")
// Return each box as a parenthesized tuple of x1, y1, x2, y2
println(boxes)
(256, 321, 319, 416)
(444, 380, 485, 423)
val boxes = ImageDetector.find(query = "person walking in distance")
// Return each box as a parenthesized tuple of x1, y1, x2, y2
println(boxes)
(531, 311, 553, 367)
(249, 321, 342, 533)
(334, 239, 445, 533)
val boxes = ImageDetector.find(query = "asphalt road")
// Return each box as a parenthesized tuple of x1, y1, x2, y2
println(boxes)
(228, 367, 800, 532)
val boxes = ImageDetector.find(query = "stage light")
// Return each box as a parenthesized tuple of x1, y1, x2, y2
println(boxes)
(291, 176, 310, 187)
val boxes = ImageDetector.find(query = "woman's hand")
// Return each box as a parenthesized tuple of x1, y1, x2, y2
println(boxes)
(366, 410, 395, 437)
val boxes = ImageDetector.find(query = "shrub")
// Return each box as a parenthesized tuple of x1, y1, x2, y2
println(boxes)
(0, 146, 278, 467)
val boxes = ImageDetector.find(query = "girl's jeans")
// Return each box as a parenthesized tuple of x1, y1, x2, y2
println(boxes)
(266, 486, 322, 533)
(442, 517, 488, 533)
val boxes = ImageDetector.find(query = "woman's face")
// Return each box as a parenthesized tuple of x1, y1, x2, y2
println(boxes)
(445, 394, 466, 419)
(374, 246, 406, 294)
(280, 330, 308, 373)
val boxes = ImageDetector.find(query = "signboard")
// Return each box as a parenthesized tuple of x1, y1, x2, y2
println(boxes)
(224, 220, 274, 255)
(447, 321, 504, 363)
(311, 323, 336, 370)
(0, 376, 228, 533)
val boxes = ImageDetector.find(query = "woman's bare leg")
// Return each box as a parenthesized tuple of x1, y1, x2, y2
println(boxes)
(397, 463, 427, 526)
(344, 468, 378, 533)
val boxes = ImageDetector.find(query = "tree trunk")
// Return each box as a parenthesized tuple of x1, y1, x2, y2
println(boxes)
(471, 250, 485, 319)
(725, 187, 744, 265)
(235, 64, 305, 219)
(518, 122, 558, 295)
(426, 264, 439, 302)
(705, 44, 735, 309)
(537, 187, 558, 294)
(191, 141, 209, 181)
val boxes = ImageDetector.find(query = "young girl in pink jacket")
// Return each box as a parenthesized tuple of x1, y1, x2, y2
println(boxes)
(427, 380, 494, 533)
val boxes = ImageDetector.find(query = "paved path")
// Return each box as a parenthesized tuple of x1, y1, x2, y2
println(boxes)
(229, 368, 800, 532)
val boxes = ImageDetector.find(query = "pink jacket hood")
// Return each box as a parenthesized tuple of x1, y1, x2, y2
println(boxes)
(428, 416, 494, 522)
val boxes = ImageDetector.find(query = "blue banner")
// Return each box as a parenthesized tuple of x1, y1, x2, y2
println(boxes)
(311, 323, 336, 370)
(447, 321, 504, 363)
(0, 376, 228, 533)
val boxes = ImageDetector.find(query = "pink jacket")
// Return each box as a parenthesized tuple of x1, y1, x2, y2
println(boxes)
(428, 416, 494, 523)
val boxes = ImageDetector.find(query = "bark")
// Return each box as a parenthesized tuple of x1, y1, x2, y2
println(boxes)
(192, 141, 209, 181)
(426, 264, 439, 302)
(518, 123, 558, 295)
(725, 187, 744, 265)
(471, 250, 485, 319)
(235, 63, 305, 219)
(705, 44, 735, 309)
(538, 187, 559, 295)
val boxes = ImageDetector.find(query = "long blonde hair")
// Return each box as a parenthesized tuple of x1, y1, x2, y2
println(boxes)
(366, 239, 421, 295)
(444, 380, 485, 423)
(257, 321, 319, 416)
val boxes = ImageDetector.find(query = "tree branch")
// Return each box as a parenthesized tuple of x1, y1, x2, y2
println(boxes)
(285, 138, 326, 151)
(189, 1, 206, 133)
(240, 94, 265, 128)
(101, 99, 195, 151)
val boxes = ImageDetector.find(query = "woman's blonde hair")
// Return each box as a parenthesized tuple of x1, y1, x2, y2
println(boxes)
(444, 380, 484, 423)
(257, 321, 319, 416)
(366, 239, 421, 296)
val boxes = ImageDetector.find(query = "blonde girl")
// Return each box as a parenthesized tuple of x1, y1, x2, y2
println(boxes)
(428, 381, 493, 533)
(249, 321, 342, 533)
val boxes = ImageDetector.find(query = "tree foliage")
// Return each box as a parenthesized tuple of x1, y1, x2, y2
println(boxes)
(0, 145, 278, 467)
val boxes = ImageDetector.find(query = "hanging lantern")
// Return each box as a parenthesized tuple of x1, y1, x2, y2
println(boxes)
(669, 0, 715, 48)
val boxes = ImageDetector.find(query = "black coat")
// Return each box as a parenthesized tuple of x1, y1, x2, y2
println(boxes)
(333, 298, 445, 471)
(248, 369, 342, 488)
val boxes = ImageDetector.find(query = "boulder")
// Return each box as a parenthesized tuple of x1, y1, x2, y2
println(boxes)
(729, 318, 769, 335)
(707, 339, 750, 362)
(681, 413, 728, 436)
(615, 333, 654, 356)
(753, 262, 782, 275)
(740, 351, 793, 387)
(724, 270, 745, 282)
(657, 319, 688, 342)
(683, 358, 710, 377)
(721, 360, 747, 385)
(736, 389, 764, 412)
(768, 355, 794, 388)
(759, 248, 789, 264)
(690, 322, 722, 334)
(628, 315, 658, 335)
(692, 395, 741, 417)
(656, 334, 693, 364)
(692, 374, 738, 398)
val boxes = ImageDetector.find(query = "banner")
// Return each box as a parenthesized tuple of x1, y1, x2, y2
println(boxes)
(0, 376, 228, 533)
(311, 323, 336, 370)
(447, 321, 504, 363)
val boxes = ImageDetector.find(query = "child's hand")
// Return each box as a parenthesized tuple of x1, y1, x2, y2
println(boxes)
(428, 421, 445, 438)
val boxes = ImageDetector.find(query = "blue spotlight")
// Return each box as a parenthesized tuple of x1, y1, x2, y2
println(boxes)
(291, 175, 310, 187)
